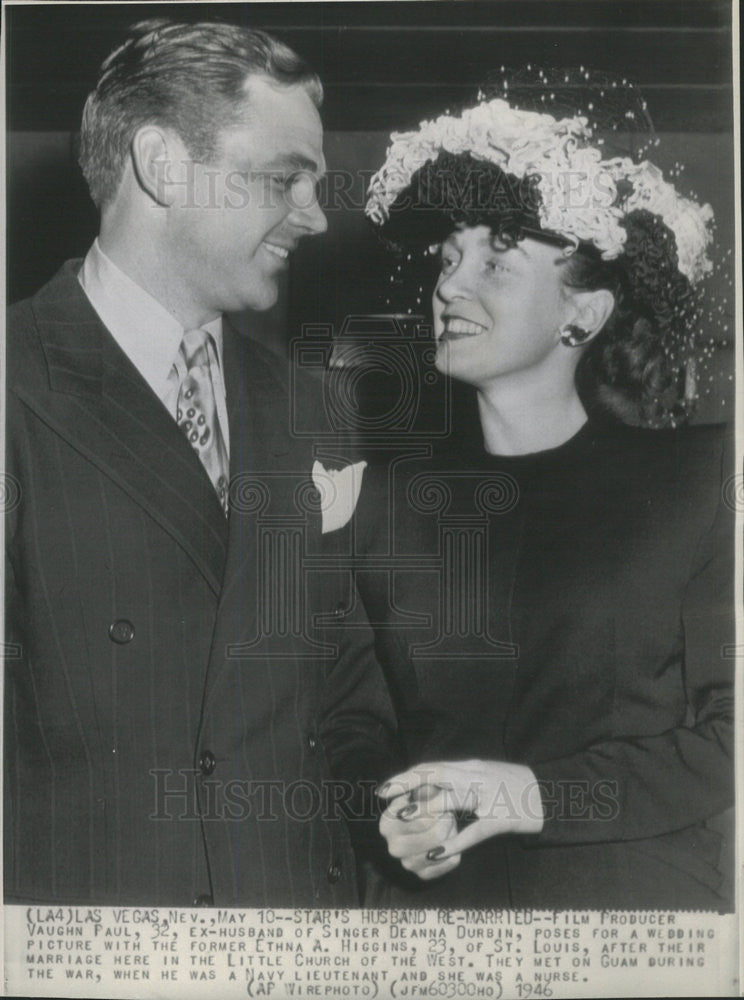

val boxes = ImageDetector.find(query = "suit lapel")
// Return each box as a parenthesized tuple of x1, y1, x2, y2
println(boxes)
(22, 261, 228, 595)
(217, 320, 302, 614)
(222, 318, 297, 470)
(222, 316, 324, 571)
(200, 323, 323, 710)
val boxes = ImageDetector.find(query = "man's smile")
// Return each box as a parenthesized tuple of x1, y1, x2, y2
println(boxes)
(262, 241, 290, 260)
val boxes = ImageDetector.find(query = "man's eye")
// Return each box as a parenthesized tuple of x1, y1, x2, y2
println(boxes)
(266, 172, 318, 208)
(289, 172, 317, 202)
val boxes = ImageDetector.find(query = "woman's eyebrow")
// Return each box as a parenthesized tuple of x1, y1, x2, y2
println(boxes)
(486, 236, 527, 256)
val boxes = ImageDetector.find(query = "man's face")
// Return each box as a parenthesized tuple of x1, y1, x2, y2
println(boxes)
(168, 76, 327, 317)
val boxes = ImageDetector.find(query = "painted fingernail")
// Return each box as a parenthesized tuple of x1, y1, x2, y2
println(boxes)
(426, 846, 446, 861)
(376, 782, 390, 797)
(396, 804, 417, 820)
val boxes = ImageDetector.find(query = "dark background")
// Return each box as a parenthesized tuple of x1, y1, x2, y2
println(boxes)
(5, 1, 735, 422)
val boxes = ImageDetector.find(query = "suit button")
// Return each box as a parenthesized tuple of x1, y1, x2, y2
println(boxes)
(333, 603, 346, 618)
(193, 894, 213, 907)
(308, 734, 317, 751)
(199, 750, 216, 776)
(109, 619, 135, 644)
(327, 863, 342, 884)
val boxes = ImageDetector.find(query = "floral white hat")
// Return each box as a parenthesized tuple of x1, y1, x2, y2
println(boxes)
(366, 96, 714, 286)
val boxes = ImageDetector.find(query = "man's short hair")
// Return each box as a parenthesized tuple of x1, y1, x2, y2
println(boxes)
(78, 19, 323, 208)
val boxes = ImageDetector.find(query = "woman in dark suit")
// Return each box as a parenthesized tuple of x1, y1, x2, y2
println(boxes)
(345, 72, 734, 910)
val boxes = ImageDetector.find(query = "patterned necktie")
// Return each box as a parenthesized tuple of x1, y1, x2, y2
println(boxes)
(176, 328, 229, 514)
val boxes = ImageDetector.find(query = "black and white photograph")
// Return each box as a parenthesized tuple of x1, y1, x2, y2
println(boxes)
(2, 1, 740, 997)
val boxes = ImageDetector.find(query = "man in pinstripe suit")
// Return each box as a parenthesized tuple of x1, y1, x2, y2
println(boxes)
(5, 19, 394, 906)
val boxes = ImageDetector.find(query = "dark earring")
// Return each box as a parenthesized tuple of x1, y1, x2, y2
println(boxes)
(560, 324, 591, 347)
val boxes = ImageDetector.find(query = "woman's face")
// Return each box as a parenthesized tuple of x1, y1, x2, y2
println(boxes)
(432, 225, 576, 389)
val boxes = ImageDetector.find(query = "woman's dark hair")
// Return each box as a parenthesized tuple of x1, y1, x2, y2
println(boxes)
(564, 212, 697, 426)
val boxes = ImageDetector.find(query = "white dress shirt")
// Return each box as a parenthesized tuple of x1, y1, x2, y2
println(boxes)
(78, 240, 230, 458)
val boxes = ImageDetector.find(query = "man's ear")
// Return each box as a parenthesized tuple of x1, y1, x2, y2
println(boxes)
(565, 287, 616, 344)
(130, 126, 176, 206)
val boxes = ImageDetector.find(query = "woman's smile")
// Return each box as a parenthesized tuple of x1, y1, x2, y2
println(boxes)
(440, 316, 488, 340)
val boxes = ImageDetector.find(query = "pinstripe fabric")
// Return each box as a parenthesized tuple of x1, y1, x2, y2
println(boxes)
(4, 261, 390, 906)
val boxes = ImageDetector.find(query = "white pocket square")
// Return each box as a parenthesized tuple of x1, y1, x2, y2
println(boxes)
(312, 460, 367, 534)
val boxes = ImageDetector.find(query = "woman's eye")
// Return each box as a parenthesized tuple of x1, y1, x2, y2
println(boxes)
(485, 258, 508, 275)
